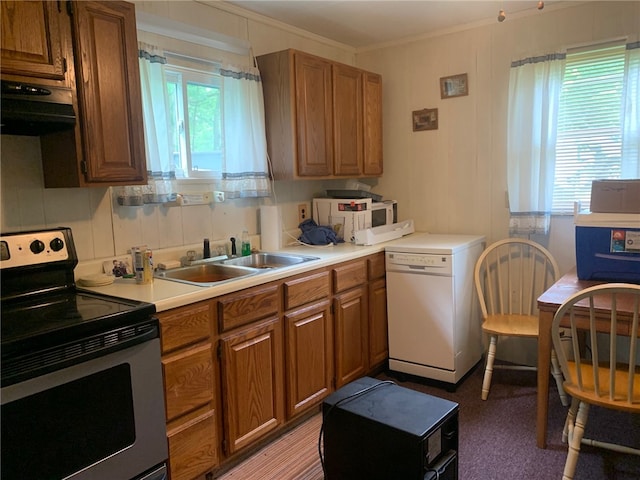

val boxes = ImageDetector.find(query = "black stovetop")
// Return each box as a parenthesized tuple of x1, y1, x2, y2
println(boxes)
(1, 289, 156, 358)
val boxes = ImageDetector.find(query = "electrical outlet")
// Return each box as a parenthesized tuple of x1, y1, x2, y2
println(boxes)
(298, 203, 308, 224)
(214, 191, 225, 203)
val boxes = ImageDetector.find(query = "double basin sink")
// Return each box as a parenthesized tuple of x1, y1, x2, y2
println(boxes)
(154, 252, 320, 287)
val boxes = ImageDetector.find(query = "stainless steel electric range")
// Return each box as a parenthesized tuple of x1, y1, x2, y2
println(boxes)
(1, 227, 168, 480)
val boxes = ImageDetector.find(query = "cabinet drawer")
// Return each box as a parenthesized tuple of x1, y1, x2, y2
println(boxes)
(158, 302, 212, 354)
(333, 259, 367, 293)
(367, 252, 386, 280)
(283, 270, 330, 310)
(218, 283, 280, 332)
(163, 343, 214, 422)
(167, 409, 218, 480)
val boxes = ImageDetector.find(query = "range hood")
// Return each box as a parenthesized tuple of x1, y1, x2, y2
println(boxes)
(1, 80, 76, 136)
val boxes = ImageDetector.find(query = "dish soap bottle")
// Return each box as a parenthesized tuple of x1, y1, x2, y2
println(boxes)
(241, 230, 251, 256)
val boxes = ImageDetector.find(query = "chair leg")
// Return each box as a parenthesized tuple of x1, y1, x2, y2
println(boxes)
(562, 401, 589, 480)
(562, 397, 579, 444)
(551, 348, 570, 407)
(482, 335, 497, 400)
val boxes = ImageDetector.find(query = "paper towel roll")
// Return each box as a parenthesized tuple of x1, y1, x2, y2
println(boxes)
(260, 205, 282, 251)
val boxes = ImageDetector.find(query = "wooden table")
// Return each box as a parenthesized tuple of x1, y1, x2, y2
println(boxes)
(536, 269, 639, 448)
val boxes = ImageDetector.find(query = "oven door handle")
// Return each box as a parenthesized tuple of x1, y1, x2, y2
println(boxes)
(2, 319, 159, 387)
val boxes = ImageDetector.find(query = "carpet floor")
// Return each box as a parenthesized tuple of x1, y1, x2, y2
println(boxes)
(217, 363, 640, 479)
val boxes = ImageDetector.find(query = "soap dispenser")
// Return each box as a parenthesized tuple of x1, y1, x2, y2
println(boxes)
(241, 230, 251, 256)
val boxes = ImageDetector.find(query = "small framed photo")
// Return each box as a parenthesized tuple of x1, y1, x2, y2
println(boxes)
(440, 73, 468, 99)
(412, 108, 438, 131)
(103, 257, 133, 277)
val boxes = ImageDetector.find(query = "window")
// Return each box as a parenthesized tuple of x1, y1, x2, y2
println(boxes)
(552, 44, 627, 212)
(136, 43, 270, 200)
(507, 40, 639, 233)
(166, 66, 223, 179)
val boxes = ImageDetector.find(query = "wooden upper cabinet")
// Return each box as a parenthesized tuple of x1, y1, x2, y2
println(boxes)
(333, 63, 363, 176)
(363, 72, 383, 176)
(257, 48, 383, 180)
(2, 1, 146, 188)
(69, 0, 146, 185)
(0, 1, 67, 81)
(294, 51, 334, 177)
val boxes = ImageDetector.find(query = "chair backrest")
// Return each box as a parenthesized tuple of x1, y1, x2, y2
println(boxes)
(551, 283, 640, 409)
(474, 238, 560, 319)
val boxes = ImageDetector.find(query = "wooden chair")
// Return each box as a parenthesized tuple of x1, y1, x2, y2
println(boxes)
(551, 283, 640, 480)
(474, 238, 568, 405)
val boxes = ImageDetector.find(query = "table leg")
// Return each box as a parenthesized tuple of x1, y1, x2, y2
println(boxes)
(537, 309, 553, 449)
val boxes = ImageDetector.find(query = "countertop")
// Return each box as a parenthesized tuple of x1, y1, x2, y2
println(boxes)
(78, 242, 390, 312)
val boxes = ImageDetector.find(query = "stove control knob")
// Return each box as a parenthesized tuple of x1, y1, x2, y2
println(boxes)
(30, 239, 45, 254)
(50, 237, 64, 252)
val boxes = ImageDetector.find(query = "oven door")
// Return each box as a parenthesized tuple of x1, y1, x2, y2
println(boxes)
(1, 338, 168, 480)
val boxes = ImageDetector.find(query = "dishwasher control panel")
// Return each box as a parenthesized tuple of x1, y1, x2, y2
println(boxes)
(386, 252, 452, 275)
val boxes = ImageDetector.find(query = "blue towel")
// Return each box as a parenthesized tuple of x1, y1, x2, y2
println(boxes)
(298, 219, 344, 245)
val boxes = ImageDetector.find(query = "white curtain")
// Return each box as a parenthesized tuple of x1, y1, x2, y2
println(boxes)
(219, 64, 271, 198)
(138, 42, 177, 203)
(621, 41, 640, 177)
(506, 53, 566, 236)
(116, 43, 177, 205)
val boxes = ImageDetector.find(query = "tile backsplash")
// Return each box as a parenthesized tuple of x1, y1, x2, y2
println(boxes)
(1, 134, 345, 262)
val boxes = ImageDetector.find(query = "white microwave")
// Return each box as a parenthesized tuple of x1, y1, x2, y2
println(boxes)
(372, 200, 398, 227)
(312, 198, 397, 243)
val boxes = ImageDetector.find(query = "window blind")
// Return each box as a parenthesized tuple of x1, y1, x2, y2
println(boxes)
(552, 44, 626, 213)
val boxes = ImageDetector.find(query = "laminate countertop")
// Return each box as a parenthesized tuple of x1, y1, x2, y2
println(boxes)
(76, 242, 391, 312)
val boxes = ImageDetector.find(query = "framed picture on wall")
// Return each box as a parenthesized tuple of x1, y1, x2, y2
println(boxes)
(412, 108, 438, 131)
(440, 73, 468, 99)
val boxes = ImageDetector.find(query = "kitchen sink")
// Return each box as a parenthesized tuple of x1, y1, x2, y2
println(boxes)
(154, 263, 260, 286)
(220, 252, 320, 269)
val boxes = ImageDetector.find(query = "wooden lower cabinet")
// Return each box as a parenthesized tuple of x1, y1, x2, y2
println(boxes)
(333, 286, 369, 389)
(284, 299, 333, 418)
(368, 277, 388, 368)
(219, 316, 284, 455)
(157, 301, 219, 480)
(167, 410, 218, 480)
(163, 343, 214, 422)
(157, 254, 388, 479)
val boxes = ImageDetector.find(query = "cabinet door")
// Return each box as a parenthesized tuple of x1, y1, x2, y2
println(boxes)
(220, 317, 284, 454)
(1, 1, 67, 80)
(334, 286, 368, 388)
(294, 51, 333, 176)
(284, 300, 333, 418)
(71, 1, 146, 184)
(369, 278, 388, 368)
(333, 63, 362, 176)
(363, 72, 383, 176)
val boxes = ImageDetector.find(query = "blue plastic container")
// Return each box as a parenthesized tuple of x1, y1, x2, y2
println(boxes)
(575, 212, 640, 282)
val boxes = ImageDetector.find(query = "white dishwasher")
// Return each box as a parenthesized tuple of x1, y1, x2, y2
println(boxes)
(386, 233, 486, 385)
